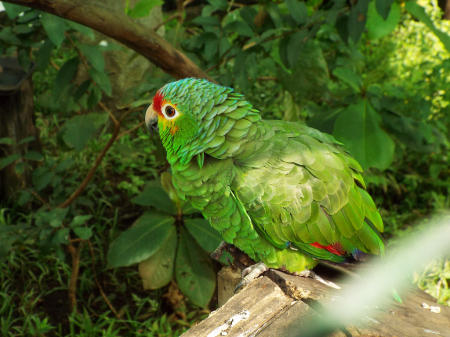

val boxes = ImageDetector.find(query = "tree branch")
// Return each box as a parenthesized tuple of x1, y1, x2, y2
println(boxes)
(3, 0, 215, 82)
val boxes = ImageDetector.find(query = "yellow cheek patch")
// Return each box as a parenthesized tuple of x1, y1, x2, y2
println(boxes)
(160, 118, 179, 135)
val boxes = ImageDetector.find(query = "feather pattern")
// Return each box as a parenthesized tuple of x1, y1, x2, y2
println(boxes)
(148, 78, 386, 273)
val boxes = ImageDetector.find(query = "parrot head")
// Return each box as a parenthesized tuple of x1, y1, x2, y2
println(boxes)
(145, 78, 260, 166)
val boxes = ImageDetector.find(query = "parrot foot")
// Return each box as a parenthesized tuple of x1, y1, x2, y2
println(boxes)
(234, 261, 269, 293)
(294, 270, 341, 289)
(210, 240, 228, 260)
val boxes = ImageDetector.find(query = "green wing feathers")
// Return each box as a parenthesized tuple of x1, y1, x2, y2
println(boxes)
(235, 120, 385, 265)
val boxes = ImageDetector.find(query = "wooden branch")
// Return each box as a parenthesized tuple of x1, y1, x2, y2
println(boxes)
(2, 0, 216, 82)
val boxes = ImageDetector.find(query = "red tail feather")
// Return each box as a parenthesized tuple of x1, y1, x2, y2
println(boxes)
(311, 242, 345, 256)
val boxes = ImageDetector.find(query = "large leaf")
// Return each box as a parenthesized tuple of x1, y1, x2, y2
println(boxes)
(405, 1, 450, 53)
(62, 114, 97, 152)
(347, 0, 369, 44)
(279, 40, 329, 104)
(184, 218, 222, 254)
(107, 212, 175, 268)
(36, 38, 54, 71)
(0, 154, 20, 169)
(127, 0, 164, 19)
(66, 21, 95, 41)
(53, 57, 79, 100)
(131, 179, 177, 214)
(88, 68, 112, 96)
(3, 3, 28, 19)
(333, 99, 395, 171)
(285, 0, 307, 25)
(79, 44, 105, 72)
(366, 1, 400, 40)
(375, 0, 394, 20)
(138, 226, 177, 290)
(185, 218, 230, 264)
(175, 227, 215, 308)
(40, 13, 66, 47)
(332, 67, 362, 93)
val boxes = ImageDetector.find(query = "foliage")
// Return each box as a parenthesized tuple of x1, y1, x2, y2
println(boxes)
(108, 173, 227, 307)
(1, 0, 450, 335)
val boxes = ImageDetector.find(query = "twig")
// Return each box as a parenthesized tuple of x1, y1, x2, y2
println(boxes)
(65, 32, 90, 72)
(58, 123, 120, 209)
(153, 13, 182, 32)
(27, 189, 51, 210)
(87, 241, 131, 329)
(67, 240, 85, 312)
(116, 121, 145, 140)
(50, 60, 60, 71)
(99, 101, 119, 127)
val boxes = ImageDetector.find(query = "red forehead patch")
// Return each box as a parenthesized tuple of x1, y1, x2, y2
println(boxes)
(153, 90, 164, 115)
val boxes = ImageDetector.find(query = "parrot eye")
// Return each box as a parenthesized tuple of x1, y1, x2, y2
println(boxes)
(162, 104, 179, 119)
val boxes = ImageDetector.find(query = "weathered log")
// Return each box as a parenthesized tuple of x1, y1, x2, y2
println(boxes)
(182, 266, 450, 337)
(2, 0, 215, 82)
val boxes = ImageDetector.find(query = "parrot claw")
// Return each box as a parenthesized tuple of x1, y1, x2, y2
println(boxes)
(234, 261, 269, 293)
(211, 241, 228, 260)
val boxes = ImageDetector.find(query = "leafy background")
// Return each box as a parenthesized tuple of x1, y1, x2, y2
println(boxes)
(0, 0, 450, 336)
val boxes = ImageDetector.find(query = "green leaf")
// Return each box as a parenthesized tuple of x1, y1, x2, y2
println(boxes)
(367, 2, 400, 40)
(285, 0, 307, 25)
(23, 151, 44, 161)
(332, 67, 362, 93)
(0, 138, 14, 145)
(69, 215, 92, 228)
(333, 99, 395, 170)
(40, 13, 67, 47)
(3, 3, 28, 19)
(107, 212, 175, 268)
(66, 21, 95, 41)
(181, 202, 201, 215)
(36, 38, 54, 71)
(184, 218, 222, 254)
(267, 1, 282, 28)
(88, 68, 112, 96)
(33, 171, 54, 191)
(0, 28, 22, 45)
(18, 190, 31, 206)
(87, 85, 102, 108)
(347, 0, 369, 44)
(53, 228, 70, 244)
(127, 0, 164, 18)
(192, 16, 221, 27)
(138, 226, 177, 289)
(53, 57, 79, 100)
(62, 114, 97, 152)
(14, 162, 29, 174)
(73, 227, 93, 240)
(404, 1, 450, 53)
(131, 180, 177, 214)
(375, 0, 394, 20)
(55, 158, 75, 173)
(73, 80, 91, 103)
(18, 48, 30, 72)
(0, 154, 21, 169)
(223, 21, 254, 37)
(18, 136, 36, 145)
(286, 30, 307, 68)
(175, 227, 215, 308)
(39, 208, 69, 228)
(79, 44, 105, 72)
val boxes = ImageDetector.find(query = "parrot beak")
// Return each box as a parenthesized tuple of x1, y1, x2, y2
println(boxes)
(145, 104, 159, 135)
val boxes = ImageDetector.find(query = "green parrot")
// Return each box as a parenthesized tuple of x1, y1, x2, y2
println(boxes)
(145, 78, 392, 293)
